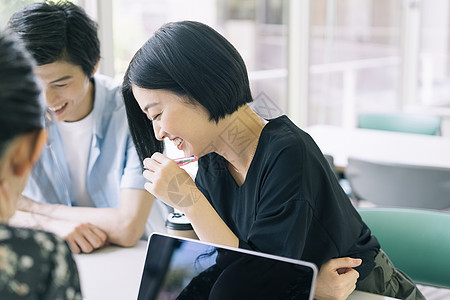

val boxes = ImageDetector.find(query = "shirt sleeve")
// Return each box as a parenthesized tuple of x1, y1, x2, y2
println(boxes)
(120, 133, 147, 190)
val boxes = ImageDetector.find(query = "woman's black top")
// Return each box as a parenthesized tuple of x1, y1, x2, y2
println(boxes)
(195, 115, 380, 279)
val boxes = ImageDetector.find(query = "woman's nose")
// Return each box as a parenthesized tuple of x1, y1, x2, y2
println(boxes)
(153, 123, 166, 141)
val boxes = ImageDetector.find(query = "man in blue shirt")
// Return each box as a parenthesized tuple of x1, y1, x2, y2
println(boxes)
(7, 1, 166, 253)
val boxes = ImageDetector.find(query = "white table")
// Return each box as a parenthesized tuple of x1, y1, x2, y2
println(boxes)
(305, 125, 450, 171)
(74, 241, 147, 300)
(74, 241, 397, 300)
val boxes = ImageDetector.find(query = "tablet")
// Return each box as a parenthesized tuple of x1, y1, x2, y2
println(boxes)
(137, 233, 317, 300)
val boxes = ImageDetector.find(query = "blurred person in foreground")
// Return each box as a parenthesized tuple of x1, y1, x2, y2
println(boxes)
(0, 31, 82, 299)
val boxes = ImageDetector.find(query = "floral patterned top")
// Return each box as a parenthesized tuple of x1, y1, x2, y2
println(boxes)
(0, 223, 82, 299)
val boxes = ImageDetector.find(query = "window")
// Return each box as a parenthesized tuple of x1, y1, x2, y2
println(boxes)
(4, 1, 448, 131)
(110, 0, 287, 119)
(308, 0, 450, 130)
(309, 0, 402, 127)
(417, 0, 450, 107)
(0, 0, 82, 29)
(0, 0, 37, 29)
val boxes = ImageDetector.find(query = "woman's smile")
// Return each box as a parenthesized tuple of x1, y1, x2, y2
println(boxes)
(173, 137, 183, 150)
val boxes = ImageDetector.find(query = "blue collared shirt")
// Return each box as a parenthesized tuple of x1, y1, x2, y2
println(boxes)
(23, 74, 146, 208)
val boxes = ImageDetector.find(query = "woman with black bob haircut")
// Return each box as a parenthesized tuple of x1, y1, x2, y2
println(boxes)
(0, 31, 81, 299)
(122, 20, 253, 161)
(123, 21, 424, 300)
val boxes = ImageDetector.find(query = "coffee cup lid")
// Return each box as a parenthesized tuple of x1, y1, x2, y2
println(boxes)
(165, 212, 193, 230)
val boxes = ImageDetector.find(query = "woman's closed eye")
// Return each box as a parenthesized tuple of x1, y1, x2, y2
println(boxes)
(150, 113, 161, 122)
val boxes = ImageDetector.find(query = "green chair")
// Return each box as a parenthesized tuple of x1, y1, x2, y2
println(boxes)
(358, 112, 441, 135)
(358, 208, 450, 288)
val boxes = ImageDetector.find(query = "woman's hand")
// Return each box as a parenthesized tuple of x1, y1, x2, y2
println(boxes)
(143, 153, 238, 247)
(143, 152, 202, 211)
(314, 257, 362, 300)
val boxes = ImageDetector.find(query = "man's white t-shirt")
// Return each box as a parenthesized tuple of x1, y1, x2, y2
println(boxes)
(57, 111, 94, 207)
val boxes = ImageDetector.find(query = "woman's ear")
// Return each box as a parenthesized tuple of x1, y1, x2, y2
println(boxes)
(11, 129, 47, 177)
